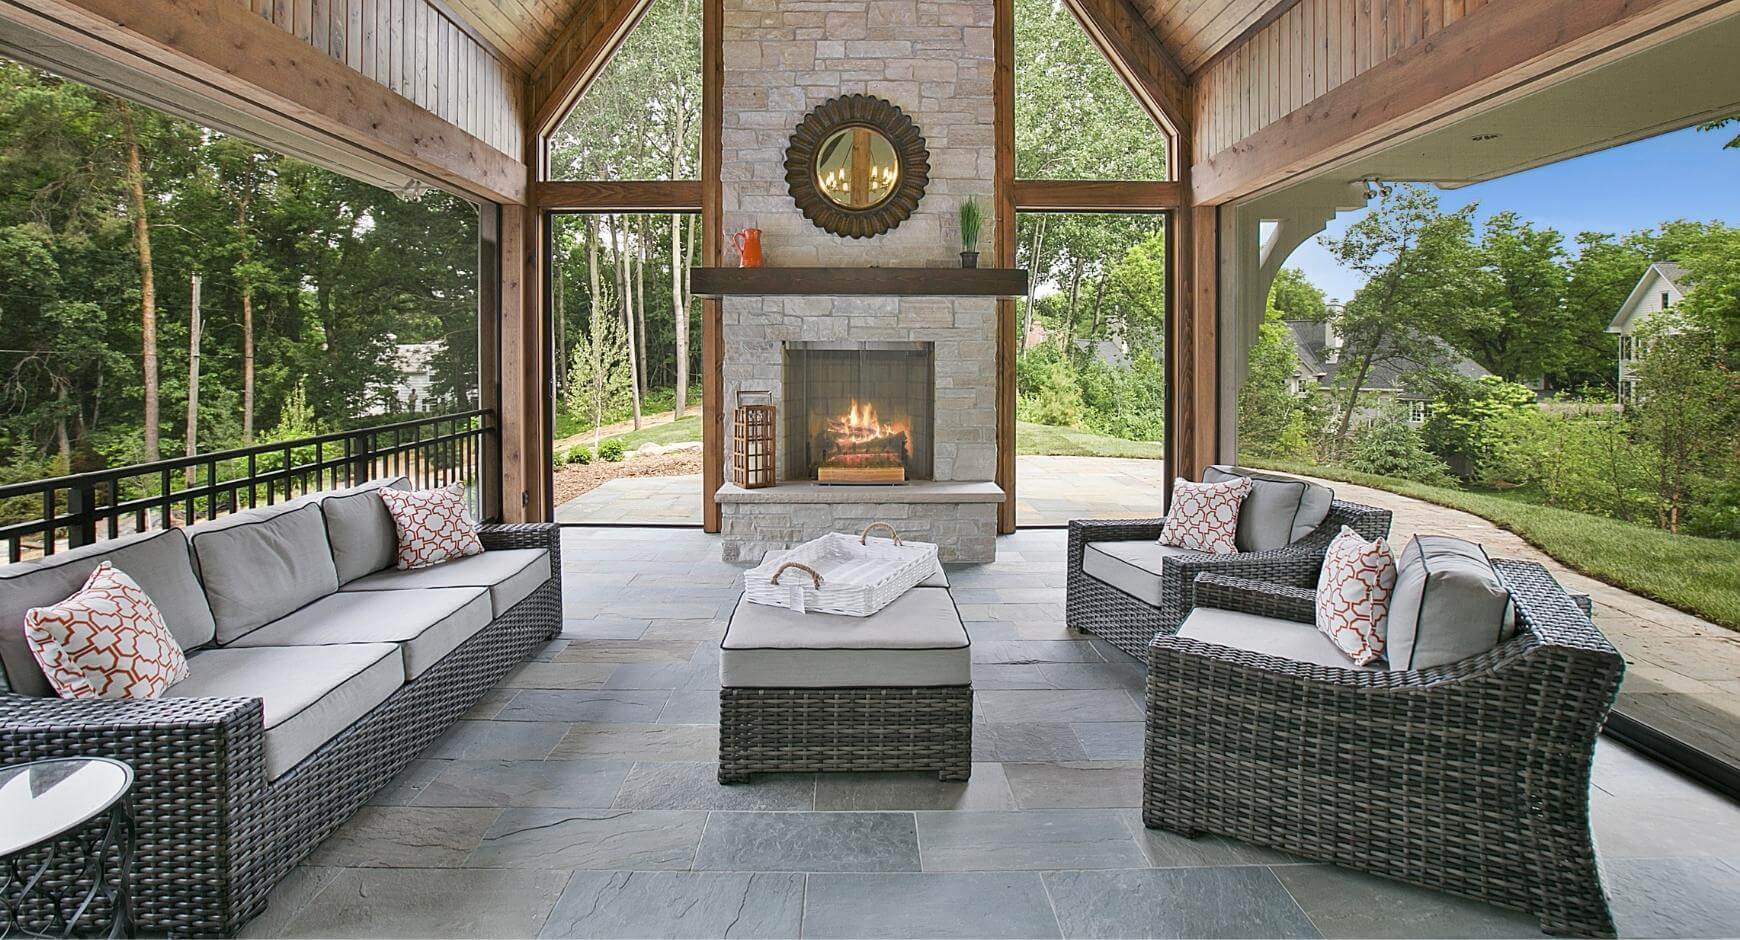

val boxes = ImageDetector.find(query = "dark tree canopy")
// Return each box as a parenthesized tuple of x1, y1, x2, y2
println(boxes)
(0, 59, 479, 480)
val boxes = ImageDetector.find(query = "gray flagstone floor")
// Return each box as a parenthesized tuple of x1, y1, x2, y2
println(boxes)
(552, 455, 1168, 527)
(242, 527, 1740, 939)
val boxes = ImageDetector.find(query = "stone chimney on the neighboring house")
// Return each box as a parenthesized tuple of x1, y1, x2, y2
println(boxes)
(1323, 301, 1344, 363)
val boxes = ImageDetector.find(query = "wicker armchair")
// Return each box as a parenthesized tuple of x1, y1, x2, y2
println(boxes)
(0, 522, 561, 938)
(1065, 499, 1391, 659)
(1145, 564, 1625, 938)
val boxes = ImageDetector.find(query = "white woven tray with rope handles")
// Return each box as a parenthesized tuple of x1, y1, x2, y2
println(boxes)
(742, 522, 941, 616)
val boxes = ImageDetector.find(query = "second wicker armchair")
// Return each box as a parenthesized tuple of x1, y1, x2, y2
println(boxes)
(1065, 467, 1392, 660)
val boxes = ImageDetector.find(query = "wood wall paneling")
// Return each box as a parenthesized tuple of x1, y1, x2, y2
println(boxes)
(1165, 203, 1218, 491)
(9, 0, 527, 203)
(1202, 0, 1527, 160)
(208, 0, 523, 157)
(527, 204, 551, 520)
(499, 203, 532, 520)
(437, 0, 588, 76)
(1065, 0, 1192, 138)
(530, 0, 649, 136)
(1192, 0, 1731, 203)
(1141, 0, 1290, 74)
(477, 201, 504, 521)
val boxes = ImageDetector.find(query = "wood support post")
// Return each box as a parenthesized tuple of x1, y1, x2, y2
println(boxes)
(499, 203, 550, 521)
(478, 203, 504, 522)
(1166, 201, 1218, 507)
(701, 0, 724, 533)
(993, 0, 1017, 534)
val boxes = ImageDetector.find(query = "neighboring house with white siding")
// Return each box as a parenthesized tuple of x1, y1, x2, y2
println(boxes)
(1606, 261, 1689, 402)
(363, 340, 445, 416)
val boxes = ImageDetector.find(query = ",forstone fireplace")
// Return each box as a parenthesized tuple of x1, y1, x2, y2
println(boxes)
(784, 342, 934, 484)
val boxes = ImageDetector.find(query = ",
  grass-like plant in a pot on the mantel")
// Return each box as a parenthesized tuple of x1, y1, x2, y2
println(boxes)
(958, 197, 984, 268)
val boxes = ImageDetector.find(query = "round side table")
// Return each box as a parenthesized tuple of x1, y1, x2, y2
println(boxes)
(0, 758, 134, 939)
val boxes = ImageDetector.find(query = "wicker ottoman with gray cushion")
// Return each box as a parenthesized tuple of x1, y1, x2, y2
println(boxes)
(719, 571, 971, 783)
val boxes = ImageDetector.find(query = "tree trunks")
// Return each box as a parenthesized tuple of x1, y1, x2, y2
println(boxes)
(119, 103, 159, 463)
(1021, 216, 1047, 347)
(1088, 271, 1107, 339)
(586, 217, 606, 453)
(1334, 335, 1383, 454)
(670, 91, 690, 418)
(672, 212, 688, 418)
(237, 189, 255, 443)
(185, 274, 202, 486)
(1332, 261, 1406, 455)
(609, 214, 643, 428)
(1061, 260, 1083, 356)
(635, 214, 649, 392)
(553, 244, 567, 394)
(54, 384, 71, 465)
(612, 215, 644, 430)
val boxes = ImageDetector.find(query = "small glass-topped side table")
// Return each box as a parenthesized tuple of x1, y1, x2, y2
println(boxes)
(0, 758, 134, 939)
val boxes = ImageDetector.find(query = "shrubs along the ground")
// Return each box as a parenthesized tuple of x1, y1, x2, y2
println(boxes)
(1484, 403, 1655, 523)
(1626, 315, 1740, 536)
(599, 439, 626, 462)
(1477, 320, 1738, 538)
(1420, 375, 1538, 480)
(1234, 264, 1738, 539)
(1342, 411, 1456, 486)
(1016, 341, 1164, 442)
(1258, 375, 1738, 540)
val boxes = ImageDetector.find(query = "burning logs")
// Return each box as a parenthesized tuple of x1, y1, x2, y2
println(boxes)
(816, 399, 910, 483)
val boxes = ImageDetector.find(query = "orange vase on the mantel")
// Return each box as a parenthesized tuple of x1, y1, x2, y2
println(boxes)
(730, 228, 763, 268)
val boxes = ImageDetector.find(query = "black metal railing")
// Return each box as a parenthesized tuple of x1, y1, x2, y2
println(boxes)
(1, 410, 496, 563)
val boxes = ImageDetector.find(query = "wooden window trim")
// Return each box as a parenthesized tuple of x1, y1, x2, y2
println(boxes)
(532, 0, 657, 143)
(529, 177, 1183, 222)
(534, 180, 702, 212)
(1013, 180, 1182, 212)
(1057, 0, 1189, 150)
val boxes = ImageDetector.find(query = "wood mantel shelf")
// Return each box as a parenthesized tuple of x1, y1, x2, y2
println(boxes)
(691, 267, 1028, 298)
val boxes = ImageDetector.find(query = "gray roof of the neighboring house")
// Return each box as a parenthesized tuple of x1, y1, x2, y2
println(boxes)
(1286, 320, 1327, 376)
(1657, 261, 1689, 289)
(1284, 319, 1490, 397)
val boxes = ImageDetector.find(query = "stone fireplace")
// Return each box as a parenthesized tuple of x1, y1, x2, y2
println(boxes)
(715, 0, 1001, 563)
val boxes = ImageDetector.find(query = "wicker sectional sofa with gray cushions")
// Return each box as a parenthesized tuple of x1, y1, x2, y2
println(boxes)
(0, 478, 560, 937)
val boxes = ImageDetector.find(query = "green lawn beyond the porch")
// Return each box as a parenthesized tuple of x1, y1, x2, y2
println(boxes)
(568, 416, 1162, 460)
(1015, 422, 1162, 459)
(590, 415, 704, 452)
(1253, 460, 1740, 632)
